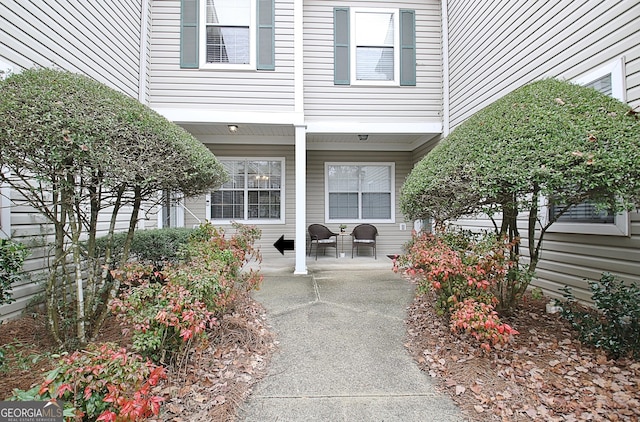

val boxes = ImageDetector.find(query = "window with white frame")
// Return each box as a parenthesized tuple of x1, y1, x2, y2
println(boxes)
(326, 163, 394, 222)
(209, 158, 284, 222)
(203, 0, 252, 65)
(333, 7, 415, 86)
(354, 10, 396, 82)
(545, 58, 629, 236)
(180, 0, 274, 70)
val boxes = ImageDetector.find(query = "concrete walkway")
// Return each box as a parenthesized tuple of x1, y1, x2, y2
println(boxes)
(238, 257, 467, 421)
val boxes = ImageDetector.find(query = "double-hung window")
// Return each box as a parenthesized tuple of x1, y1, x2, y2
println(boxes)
(334, 8, 415, 86)
(180, 0, 275, 70)
(545, 58, 629, 236)
(325, 163, 394, 223)
(204, 0, 251, 65)
(208, 158, 284, 223)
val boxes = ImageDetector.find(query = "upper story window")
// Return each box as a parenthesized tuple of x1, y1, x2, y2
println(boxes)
(544, 58, 629, 236)
(180, 0, 274, 70)
(354, 10, 396, 82)
(325, 163, 395, 223)
(205, 0, 251, 65)
(334, 8, 415, 86)
(207, 158, 284, 223)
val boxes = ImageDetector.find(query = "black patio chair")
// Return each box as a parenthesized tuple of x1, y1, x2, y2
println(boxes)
(307, 224, 339, 260)
(351, 224, 378, 259)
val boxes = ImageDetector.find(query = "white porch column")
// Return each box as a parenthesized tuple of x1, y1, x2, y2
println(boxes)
(294, 124, 307, 275)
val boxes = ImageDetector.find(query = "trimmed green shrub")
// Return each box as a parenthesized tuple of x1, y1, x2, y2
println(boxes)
(401, 78, 640, 279)
(560, 273, 640, 359)
(0, 67, 228, 346)
(96, 228, 195, 269)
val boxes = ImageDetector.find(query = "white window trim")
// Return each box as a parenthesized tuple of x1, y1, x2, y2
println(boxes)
(324, 162, 396, 224)
(0, 167, 11, 239)
(542, 57, 629, 236)
(350, 8, 400, 87)
(199, 0, 257, 70)
(205, 157, 285, 225)
(157, 191, 186, 229)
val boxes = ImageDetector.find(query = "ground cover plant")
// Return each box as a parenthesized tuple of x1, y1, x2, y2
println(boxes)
(0, 67, 227, 348)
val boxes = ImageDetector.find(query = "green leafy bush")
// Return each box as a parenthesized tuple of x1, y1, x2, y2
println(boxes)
(0, 238, 29, 305)
(560, 273, 640, 359)
(96, 228, 194, 269)
(401, 78, 640, 281)
(110, 223, 262, 363)
(11, 343, 165, 421)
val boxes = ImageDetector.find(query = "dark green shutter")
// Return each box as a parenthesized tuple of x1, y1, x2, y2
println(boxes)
(180, 0, 199, 68)
(257, 0, 275, 70)
(399, 9, 416, 86)
(334, 7, 350, 85)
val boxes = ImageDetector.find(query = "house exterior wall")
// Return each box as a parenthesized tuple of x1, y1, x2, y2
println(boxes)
(182, 144, 415, 260)
(303, 0, 442, 123)
(0, 0, 150, 320)
(183, 144, 297, 258)
(445, 0, 640, 301)
(149, 0, 296, 113)
(306, 149, 415, 258)
(0, 0, 144, 97)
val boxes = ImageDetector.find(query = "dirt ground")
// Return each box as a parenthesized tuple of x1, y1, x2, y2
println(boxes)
(404, 290, 640, 421)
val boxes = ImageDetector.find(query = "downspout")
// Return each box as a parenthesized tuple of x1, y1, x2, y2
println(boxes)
(138, 0, 150, 104)
(294, 0, 307, 274)
(441, 0, 450, 136)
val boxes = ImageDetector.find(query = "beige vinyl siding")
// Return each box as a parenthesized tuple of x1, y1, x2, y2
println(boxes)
(447, 0, 640, 127)
(306, 150, 415, 258)
(0, 0, 143, 97)
(149, 0, 295, 112)
(445, 0, 640, 300)
(303, 0, 442, 122)
(1, 197, 151, 321)
(183, 144, 296, 260)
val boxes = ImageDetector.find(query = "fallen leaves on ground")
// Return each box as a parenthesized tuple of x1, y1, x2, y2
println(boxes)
(0, 295, 276, 422)
(151, 296, 276, 422)
(405, 292, 640, 421)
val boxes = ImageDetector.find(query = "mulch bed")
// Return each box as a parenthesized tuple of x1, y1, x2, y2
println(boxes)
(0, 295, 276, 422)
(404, 290, 640, 421)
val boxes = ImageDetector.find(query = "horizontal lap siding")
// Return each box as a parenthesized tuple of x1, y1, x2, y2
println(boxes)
(183, 144, 296, 260)
(448, 0, 640, 126)
(446, 0, 640, 301)
(303, 0, 442, 122)
(149, 1, 295, 112)
(0, 0, 142, 97)
(306, 150, 414, 258)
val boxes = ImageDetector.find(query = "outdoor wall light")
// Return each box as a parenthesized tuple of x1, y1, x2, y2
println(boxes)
(228, 124, 239, 133)
(358, 134, 369, 141)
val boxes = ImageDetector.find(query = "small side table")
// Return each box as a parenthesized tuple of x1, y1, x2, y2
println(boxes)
(338, 232, 349, 258)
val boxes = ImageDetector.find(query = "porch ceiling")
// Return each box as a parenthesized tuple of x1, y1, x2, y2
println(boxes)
(179, 123, 439, 152)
